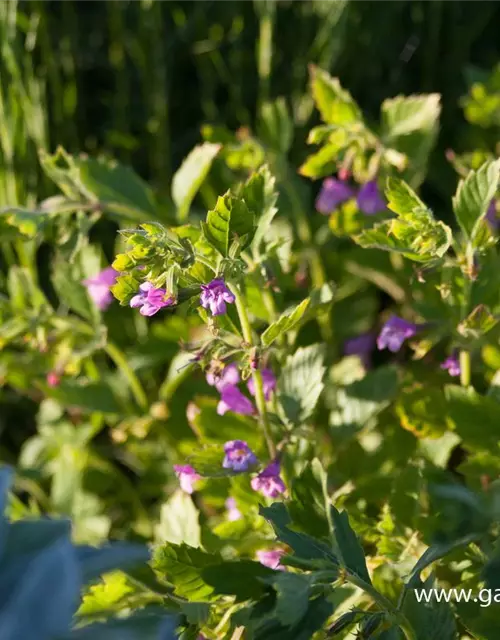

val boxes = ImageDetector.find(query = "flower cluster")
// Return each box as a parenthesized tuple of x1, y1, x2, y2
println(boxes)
(316, 177, 386, 216)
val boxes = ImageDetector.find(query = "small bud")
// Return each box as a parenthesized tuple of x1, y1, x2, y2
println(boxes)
(150, 401, 170, 420)
(46, 372, 60, 387)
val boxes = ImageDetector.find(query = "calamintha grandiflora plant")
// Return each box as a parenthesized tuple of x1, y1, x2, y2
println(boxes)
(3, 66, 500, 640)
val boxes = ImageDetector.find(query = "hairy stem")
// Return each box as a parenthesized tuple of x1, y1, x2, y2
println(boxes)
(230, 283, 276, 457)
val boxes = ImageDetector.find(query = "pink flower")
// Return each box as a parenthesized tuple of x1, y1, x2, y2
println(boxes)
(315, 177, 355, 215)
(46, 372, 60, 387)
(247, 368, 276, 400)
(83, 266, 119, 310)
(217, 385, 255, 416)
(200, 279, 235, 316)
(207, 363, 240, 392)
(441, 354, 461, 377)
(130, 282, 174, 316)
(251, 460, 286, 498)
(225, 497, 242, 521)
(174, 464, 201, 494)
(377, 316, 418, 352)
(256, 549, 285, 570)
(356, 180, 386, 215)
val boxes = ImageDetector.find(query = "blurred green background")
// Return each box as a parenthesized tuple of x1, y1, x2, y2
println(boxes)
(1, 0, 500, 214)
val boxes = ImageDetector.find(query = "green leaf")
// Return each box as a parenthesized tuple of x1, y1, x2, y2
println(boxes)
(155, 490, 201, 547)
(201, 560, 275, 601)
(310, 66, 362, 125)
(77, 572, 133, 617)
(288, 460, 330, 538)
(382, 94, 441, 139)
(190, 397, 260, 448)
(457, 304, 498, 340)
(330, 506, 371, 584)
(330, 366, 398, 435)
(402, 577, 457, 640)
(180, 601, 210, 625)
(152, 543, 221, 602)
(385, 177, 427, 215)
(172, 142, 221, 222)
(110, 273, 142, 306)
(52, 258, 99, 324)
(270, 572, 311, 627)
(202, 192, 255, 257)
(245, 166, 279, 257)
(452, 159, 500, 238)
(261, 298, 311, 347)
(278, 344, 326, 424)
(445, 385, 500, 450)
(76, 543, 150, 584)
(260, 503, 338, 567)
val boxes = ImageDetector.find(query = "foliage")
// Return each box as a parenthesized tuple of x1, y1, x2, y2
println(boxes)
(2, 5, 500, 639)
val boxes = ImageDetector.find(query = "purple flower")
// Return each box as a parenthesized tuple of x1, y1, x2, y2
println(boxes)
(377, 316, 418, 352)
(225, 497, 242, 521)
(174, 464, 201, 494)
(251, 460, 286, 498)
(83, 266, 119, 310)
(486, 200, 498, 229)
(217, 385, 255, 416)
(207, 363, 240, 392)
(315, 177, 355, 215)
(222, 440, 258, 471)
(357, 180, 386, 215)
(441, 354, 461, 377)
(247, 368, 277, 400)
(130, 282, 174, 316)
(200, 279, 235, 316)
(343, 332, 376, 368)
(256, 549, 285, 571)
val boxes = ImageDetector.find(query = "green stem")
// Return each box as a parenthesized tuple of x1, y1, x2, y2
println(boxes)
(230, 283, 276, 458)
(105, 341, 148, 411)
(460, 350, 471, 387)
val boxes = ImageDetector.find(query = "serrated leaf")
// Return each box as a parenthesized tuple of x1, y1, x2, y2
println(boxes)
(452, 159, 500, 238)
(260, 503, 338, 567)
(202, 192, 255, 256)
(110, 273, 142, 306)
(172, 143, 221, 222)
(288, 460, 330, 538)
(244, 166, 279, 257)
(385, 177, 427, 216)
(77, 572, 133, 617)
(382, 94, 441, 138)
(310, 66, 362, 125)
(330, 506, 371, 584)
(152, 543, 221, 602)
(155, 490, 200, 547)
(261, 298, 311, 347)
(278, 344, 325, 424)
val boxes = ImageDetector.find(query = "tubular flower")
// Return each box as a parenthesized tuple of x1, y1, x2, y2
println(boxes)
(217, 385, 255, 416)
(247, 368, 276, 400)
(130, 282, 174, 316)
(207, 363, 240, 392)
(377, 316, 418, 352)
(200, 279, 235, 316)
(315, 177, 354, 215)
(441, 354, 461, 377)
(251, 460, 286, 498)
(256, 549, 285, 571)
(83, 266, 119, 310)
(356, 180, 386, 215)
(174, 465, 201, 494)
(222, 440, 258, 472)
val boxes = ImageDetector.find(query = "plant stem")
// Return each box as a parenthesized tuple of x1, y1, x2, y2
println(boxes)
(460, 350, 471, 387)
(230, 283, 276, 458)
(105, 341, 148, 411)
